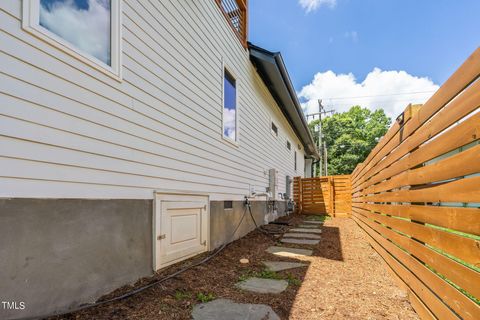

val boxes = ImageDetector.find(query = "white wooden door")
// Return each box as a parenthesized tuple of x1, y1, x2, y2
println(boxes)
(154, 193, 209, 270)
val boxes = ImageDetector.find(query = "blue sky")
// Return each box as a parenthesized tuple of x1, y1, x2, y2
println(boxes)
(249, 0, 480, 119)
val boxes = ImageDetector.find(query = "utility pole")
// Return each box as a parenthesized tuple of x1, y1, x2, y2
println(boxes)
(324, 141, 328, 176)
(305, 100, 334, 177)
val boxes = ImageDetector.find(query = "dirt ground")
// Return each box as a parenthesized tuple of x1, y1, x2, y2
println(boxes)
(50, 215, 419, 320)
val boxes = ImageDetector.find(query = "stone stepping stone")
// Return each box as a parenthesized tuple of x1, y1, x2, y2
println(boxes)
(303, 220, 323, 224)
(298, 224, 321, 228)
(281, 238, 320, 245)
(263, 261, 308, 271)
(290, 228, 322, 234)
(192, 299, 280, 320)
(236, 277, 288, 294)
(266, 246, 313, 257)
(283, 232, 321, 239)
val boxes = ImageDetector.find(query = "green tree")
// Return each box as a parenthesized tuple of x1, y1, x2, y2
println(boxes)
(308, 106, 391, 175)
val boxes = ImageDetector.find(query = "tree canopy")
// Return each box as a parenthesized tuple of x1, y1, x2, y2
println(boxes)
(308, 106, 391, 175)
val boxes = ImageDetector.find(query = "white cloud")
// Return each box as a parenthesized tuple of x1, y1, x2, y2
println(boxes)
(298, 68, 440, 120)
(299, 0, 337, 13)
(40, 0, 111, 65)
(223, 108, 237, 140)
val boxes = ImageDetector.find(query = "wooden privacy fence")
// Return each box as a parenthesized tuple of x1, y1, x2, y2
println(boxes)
(293, 175, 351, 217)
(351, 48, 480, 320)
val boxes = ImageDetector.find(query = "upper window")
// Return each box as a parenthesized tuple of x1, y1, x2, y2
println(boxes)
(271, 122, 278, 137)
(23, 0, 122, 79)
(286, 141, 291, 150)
(223, 69, 237, 142)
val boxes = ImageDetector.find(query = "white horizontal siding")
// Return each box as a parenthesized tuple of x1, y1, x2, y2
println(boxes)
(0, 0, 306, 200)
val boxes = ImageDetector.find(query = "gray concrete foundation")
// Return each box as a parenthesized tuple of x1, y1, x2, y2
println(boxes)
(0, 198, 153, 320)
(209, 200, 287, 250)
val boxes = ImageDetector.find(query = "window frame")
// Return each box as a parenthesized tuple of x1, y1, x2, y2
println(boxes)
(221, 62, 239, 146)
(294, 150, 297, 171)
(22, 0, 122, 80)
(271, 121, 278, 137)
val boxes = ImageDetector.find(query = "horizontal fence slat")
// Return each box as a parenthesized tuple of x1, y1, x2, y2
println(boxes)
(354, 175, 480, 204)
(354, 203, 480, 236)
(360, 144, 480, 195)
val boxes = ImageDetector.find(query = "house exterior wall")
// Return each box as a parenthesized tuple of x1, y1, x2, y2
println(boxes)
(0, 1, 306, 201)
(0, 1, 306, 318)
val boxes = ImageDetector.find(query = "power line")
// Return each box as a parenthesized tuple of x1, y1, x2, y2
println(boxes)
(323, 90, 436, 100)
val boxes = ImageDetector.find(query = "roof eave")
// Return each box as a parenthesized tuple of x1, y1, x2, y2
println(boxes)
(248, 43, 320, 160)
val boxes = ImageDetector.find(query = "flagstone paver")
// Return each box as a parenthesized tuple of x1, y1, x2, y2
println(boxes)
(297, 224, 321, 228)
(262, 261, 308, 272)
(192, 299, 280, 320)
(290, 228, 322, 234)
(266, 246, 313, 257)
(283, 232, 321, 239)
(280, 238, 320, 245)
(236, 277, 288, 294)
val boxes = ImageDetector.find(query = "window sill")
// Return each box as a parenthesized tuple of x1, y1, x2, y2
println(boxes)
(221, 135, 239, 148)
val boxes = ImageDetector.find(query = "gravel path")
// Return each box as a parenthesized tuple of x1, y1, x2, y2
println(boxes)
(288, 217, 418, 320)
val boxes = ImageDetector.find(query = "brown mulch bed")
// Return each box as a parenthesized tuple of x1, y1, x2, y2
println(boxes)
(48, 215, 418, 320)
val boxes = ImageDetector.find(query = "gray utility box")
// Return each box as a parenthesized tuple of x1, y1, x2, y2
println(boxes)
(269, 169, 279, 200)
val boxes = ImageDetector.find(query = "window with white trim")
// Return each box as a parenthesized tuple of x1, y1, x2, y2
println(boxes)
(223, 68, 237, 141)
(23, 0, 122, 79)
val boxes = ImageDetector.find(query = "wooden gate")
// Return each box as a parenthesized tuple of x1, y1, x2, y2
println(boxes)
(293, 175, 351, 217)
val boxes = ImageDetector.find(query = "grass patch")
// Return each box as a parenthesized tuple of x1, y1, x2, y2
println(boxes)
(196, 292, 215, 303)
(239, 269, 302, 287)
(174, 290, 192, 300)
(286, 273, 302, 286)
(239, 269, 283, 281)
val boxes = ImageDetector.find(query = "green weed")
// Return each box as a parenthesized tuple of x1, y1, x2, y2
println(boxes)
(196, 292, 215, 303)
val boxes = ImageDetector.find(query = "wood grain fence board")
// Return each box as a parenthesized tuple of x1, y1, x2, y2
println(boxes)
(353, 203, 480, 236)
(360, 144, 480, 195)
(353, 213, 480, 320)
(294, 175, 351, 215)
(353, 207, 480, 298)
(353, 80, 480, 192)
(353, 215, 463, 320)
(353, 112, 480, 194)
(354, 176, 480, 204)
(352, 207, 480, 266)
